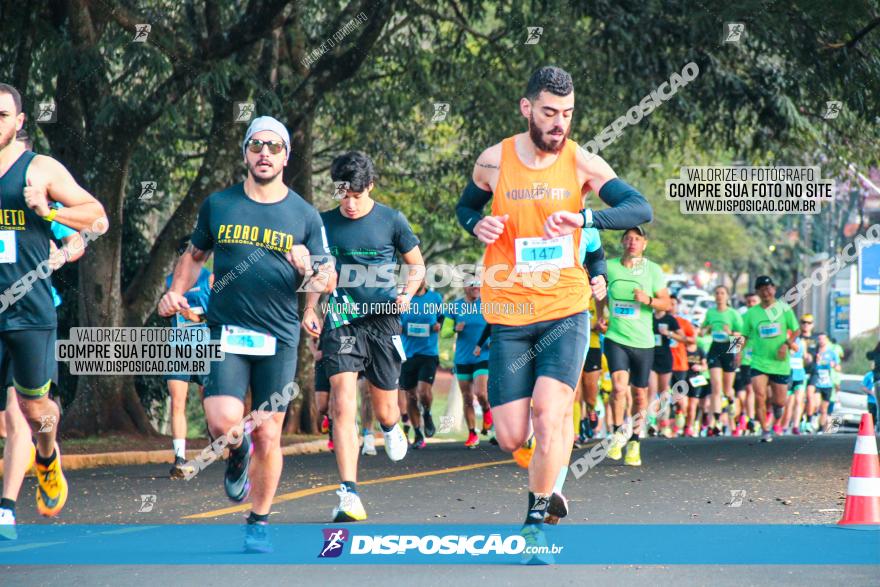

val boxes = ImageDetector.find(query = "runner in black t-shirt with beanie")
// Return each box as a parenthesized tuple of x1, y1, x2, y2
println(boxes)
(160, 116, 336, 553)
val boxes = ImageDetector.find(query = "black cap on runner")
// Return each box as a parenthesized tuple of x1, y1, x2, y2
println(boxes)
(623, 225, 648, 238)
(754, 275, 774, 289)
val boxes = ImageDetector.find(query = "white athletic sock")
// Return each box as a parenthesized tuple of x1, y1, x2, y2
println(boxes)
(172, 438, 186, 459)
(553, 465, 568, 494)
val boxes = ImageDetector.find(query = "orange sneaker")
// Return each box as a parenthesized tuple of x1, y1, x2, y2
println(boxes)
(35, 444, 68, 517)
(512, 435, 535, 468)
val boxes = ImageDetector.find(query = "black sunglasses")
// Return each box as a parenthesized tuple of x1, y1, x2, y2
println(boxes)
(246, 138, 286, 155)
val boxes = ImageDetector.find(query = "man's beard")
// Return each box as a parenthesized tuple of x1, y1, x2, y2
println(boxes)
(0, 128, 17, 151)
(528, 115, 569, 154)
(248, 162, 282, 185)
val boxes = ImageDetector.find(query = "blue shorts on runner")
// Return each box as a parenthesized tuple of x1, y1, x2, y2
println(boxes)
(487, 311, 589, 406)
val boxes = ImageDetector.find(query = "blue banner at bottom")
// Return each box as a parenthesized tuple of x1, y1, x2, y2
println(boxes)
(0, 524, 878, 565)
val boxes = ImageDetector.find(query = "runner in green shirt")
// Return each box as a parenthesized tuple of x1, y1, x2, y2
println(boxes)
(740, 276, 798, 442)
(733, 291, 759, 435)
(700, 285, 743, 436)
(600, 226, 671, 466)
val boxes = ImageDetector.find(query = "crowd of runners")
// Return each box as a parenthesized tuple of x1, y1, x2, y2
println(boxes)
(0, 67, 873, 564)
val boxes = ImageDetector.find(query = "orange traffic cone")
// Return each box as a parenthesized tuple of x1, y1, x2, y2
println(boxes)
(838, 413, 880, 526)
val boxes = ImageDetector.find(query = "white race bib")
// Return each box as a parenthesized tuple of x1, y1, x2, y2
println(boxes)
(612, 301, 640, 320)
(654, 334, 662, 347)
(712, 331, 728, 342)
(817, 369, 831, 387)
(789, 357, 804, 370)
(220, 325, 276, 356)
(391, 334, 407, 362)
(689, 375, 708, 387)
(0, 230, 16, 264)
(406, 323, 430, 338)
(514, 235, 574, 273)
(758, 323, 781, 339)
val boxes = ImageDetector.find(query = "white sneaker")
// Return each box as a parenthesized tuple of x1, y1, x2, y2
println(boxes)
(383, 422, 408, 462)
(362, 433, 377, 456)
(0, 508, 17, 540)
(331, 485, 367, 522)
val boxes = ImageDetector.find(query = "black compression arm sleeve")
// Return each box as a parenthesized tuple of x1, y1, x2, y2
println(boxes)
(477, 323, 492, 347)
(591, 178, 653, 230)
(456, 180, 493, 236)
(583, 245, 607, 281)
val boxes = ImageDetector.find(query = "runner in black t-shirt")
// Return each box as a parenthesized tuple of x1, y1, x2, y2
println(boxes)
(304, 151, 424, 523)
(0, 84, 108, 540)
(159, 117, 335, 553)
(649, 309, 683, 435)
(684, 343, 710, 436)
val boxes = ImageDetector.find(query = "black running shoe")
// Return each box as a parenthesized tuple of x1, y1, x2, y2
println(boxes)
(412, 428, 426, 449)
(588, 411, 599, 437)
(545, 492, 569, 525)
(423, 411, 435, 437)
(224, 432, 252, 502)
(169, 457, 194, 480)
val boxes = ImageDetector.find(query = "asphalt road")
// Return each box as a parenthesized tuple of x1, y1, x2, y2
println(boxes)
(3, 434, 878, 585)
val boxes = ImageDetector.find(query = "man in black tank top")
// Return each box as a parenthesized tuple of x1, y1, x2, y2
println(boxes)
(0, 84, 108, 540)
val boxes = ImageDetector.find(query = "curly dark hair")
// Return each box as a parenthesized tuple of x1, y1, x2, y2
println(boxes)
(330, 151, 377, 193)
(525, 66, 574, 101)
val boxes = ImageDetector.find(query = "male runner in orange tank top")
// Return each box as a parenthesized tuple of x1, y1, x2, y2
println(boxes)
(456, 66, 652, 553)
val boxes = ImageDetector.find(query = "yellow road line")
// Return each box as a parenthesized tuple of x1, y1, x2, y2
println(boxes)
(184, 457, 516, 520)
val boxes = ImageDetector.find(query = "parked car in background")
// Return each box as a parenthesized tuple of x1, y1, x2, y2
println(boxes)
(691, 296, 715, 326)
(667, 279, 690, 297)
(833, 374, 878, 431)
(677, 287, 711, 315)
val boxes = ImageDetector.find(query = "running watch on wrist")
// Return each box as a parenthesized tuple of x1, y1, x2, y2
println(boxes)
(580, 208, 593, 228)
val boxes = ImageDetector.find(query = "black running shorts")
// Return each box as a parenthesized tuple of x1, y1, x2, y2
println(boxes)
(203, 327, 298, 412)
(734, 365, 751, 391)
(314, 358, 331, 393)
(400, 354, 440, 389)
(0, 329, 56, 399)
(320, 314, 403, 391)
(604, 338, 653, 388)
(707, 341, 737, 372)
(652, 348, 673, 375)
(583, 346, 602, 373)
(749, 368, 789, 386)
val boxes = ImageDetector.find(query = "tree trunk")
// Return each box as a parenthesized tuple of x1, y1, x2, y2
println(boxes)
(62, 145, 156, 437)
(122, 81, 249, 325)
(284, 112, 317, 434)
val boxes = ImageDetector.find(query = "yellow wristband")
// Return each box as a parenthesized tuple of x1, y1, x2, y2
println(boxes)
(42, 208, 58, 222)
